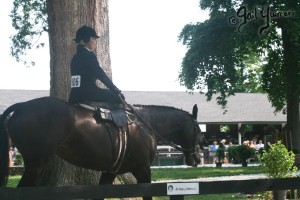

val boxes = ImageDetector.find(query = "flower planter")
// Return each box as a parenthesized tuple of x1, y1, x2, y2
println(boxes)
(294, 154, 300, 168)
(272, 190, 287, 200)
(242, 161, 248, 167)
(216, 162, 223, 168)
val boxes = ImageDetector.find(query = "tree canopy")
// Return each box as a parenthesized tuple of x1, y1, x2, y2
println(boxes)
(10, 0, 47, 65)
(179, 0, 300, 112)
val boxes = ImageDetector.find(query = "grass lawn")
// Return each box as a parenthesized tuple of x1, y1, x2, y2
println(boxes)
(6, 176, 21, 188)
(151, 166, 264, 181)
(151, 166, 265, 200)
(7, 166, 265, 200)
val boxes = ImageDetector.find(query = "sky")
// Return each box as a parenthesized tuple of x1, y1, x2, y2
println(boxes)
(0, 0, 208, 91)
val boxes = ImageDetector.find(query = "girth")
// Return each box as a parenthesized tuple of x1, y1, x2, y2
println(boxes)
(77, 101, 129, 173)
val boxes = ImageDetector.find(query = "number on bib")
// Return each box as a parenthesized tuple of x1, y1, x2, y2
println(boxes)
(71, 75, 81, 88)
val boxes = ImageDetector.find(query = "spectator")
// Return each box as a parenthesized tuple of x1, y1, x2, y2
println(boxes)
(219, 139, 226, 149)
(252, 136, 258, 145)
(243, 140, 249, 145)
(256, 140, 264, 150)
(210, 141, 218, 151)
(265, 141, 271, 151)
(248, 140, 256, 149)
(9, 148, 15, 167)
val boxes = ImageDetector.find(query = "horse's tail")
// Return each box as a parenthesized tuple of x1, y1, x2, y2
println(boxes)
(0, 103, 21, 187)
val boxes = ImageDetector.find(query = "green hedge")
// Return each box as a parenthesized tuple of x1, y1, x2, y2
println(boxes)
(9, 167, 24, 176)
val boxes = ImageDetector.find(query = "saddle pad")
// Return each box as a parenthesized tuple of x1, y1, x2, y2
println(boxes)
(111, 110, 128, 127)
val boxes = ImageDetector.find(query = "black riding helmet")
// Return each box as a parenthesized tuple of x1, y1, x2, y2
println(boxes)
(73, 25, 100, 43)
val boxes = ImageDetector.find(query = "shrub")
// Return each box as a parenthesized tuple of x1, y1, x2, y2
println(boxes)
(227, 146, 239, 163)
(259, 141, 297, 178)
(9, 167, 24, 176)
(14, 153, 24, 166)
(216, 147, 225, 163)
(236, 144, 256, 163)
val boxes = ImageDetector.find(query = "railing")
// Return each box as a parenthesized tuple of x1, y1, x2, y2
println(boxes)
(152, 145, 185, 166)
(1, 177, 300, 199)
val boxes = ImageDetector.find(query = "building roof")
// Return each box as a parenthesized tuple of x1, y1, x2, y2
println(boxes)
(0, 90, 286, 124)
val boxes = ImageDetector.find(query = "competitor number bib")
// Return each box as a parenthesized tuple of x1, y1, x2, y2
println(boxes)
(71, 75, 81, 88)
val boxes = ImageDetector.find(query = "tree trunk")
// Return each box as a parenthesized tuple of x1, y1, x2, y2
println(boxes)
(47, 0, 111, 99)
(281, 21, 300, 150)
(37, 0, 110, 186)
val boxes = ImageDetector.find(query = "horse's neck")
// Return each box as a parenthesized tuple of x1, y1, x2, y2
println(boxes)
(138, 108, 182, 142)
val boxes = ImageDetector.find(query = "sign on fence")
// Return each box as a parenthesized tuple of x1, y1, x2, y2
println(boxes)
(167, 183, 199, 195)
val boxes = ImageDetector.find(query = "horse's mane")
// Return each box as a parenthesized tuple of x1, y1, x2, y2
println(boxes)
(133, 104, 192, 117)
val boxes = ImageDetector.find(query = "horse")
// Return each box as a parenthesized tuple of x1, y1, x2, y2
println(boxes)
(0, 97, 203, 199)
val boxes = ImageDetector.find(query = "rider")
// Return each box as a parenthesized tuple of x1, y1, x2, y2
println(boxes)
(68, 25, 125, 104)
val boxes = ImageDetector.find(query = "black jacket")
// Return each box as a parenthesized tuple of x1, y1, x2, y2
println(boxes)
(68, 46, 121, 104)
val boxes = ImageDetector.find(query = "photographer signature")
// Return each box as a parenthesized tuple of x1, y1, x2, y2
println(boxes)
(229, 6, 295, 35)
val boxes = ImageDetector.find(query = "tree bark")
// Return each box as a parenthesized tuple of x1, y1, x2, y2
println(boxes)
(37, 0, 111, 186)
(281, 21, 300, 149)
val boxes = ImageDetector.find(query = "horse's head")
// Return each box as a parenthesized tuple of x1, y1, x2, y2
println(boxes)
(133, 104, 205, 167)
(181, 104, 205, 167)
(182, 119, 204, 167)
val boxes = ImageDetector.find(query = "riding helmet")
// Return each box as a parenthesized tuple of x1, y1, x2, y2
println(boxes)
(74, 25, 100, 43)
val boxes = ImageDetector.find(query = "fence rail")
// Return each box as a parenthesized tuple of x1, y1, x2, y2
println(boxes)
(1, 177, 300, 200)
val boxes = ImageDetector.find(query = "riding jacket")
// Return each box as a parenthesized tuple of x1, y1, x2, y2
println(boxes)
(68, 45, 121, 104)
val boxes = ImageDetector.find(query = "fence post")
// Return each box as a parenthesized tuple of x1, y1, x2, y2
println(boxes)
(170, 195, 184, 200)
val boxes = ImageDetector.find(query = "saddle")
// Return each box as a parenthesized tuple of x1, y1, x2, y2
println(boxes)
(77, 101, 132, 173)
(78, 101, 129, 127)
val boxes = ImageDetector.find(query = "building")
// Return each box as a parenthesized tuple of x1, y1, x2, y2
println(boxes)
(0, 90, 286, 145)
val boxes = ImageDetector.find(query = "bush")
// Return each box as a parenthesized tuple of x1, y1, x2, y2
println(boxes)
(236, 144, 256, 163)
(216, 148, 225, 163)
(14, 153, 24, 166)
(227, 146, 239, 163)
(259, 141, 297, 178)
(9, 167, 24, 176)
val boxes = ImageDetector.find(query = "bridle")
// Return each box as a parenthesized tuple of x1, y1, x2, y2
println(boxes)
(155, 119, 201, 157)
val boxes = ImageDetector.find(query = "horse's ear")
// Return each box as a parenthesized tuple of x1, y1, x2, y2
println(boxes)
(192, 104, 198, 120)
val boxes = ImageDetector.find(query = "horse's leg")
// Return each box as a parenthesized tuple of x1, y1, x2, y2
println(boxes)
(17, 153, 50, 187)
(96, 172, 116, 200)
(18, 166, 42, 187)
(132, 166, 152, 200)
(99, 171, 116, 185)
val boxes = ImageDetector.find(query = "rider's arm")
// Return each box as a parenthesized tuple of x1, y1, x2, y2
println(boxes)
(89, 54, 121, 95)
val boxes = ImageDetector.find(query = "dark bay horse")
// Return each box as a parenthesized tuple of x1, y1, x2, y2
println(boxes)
(0, 97, 202, 198)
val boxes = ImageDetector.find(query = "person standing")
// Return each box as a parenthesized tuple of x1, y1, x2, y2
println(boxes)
(210, 140, 218, 151)
(219, 139, 226, 149)
(256, 140, 265, 150)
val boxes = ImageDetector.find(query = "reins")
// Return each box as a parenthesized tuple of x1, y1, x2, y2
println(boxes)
(121, 98, 196, 154)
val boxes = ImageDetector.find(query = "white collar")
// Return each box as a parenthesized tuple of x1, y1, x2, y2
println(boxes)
(84, 47, 92, 52)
